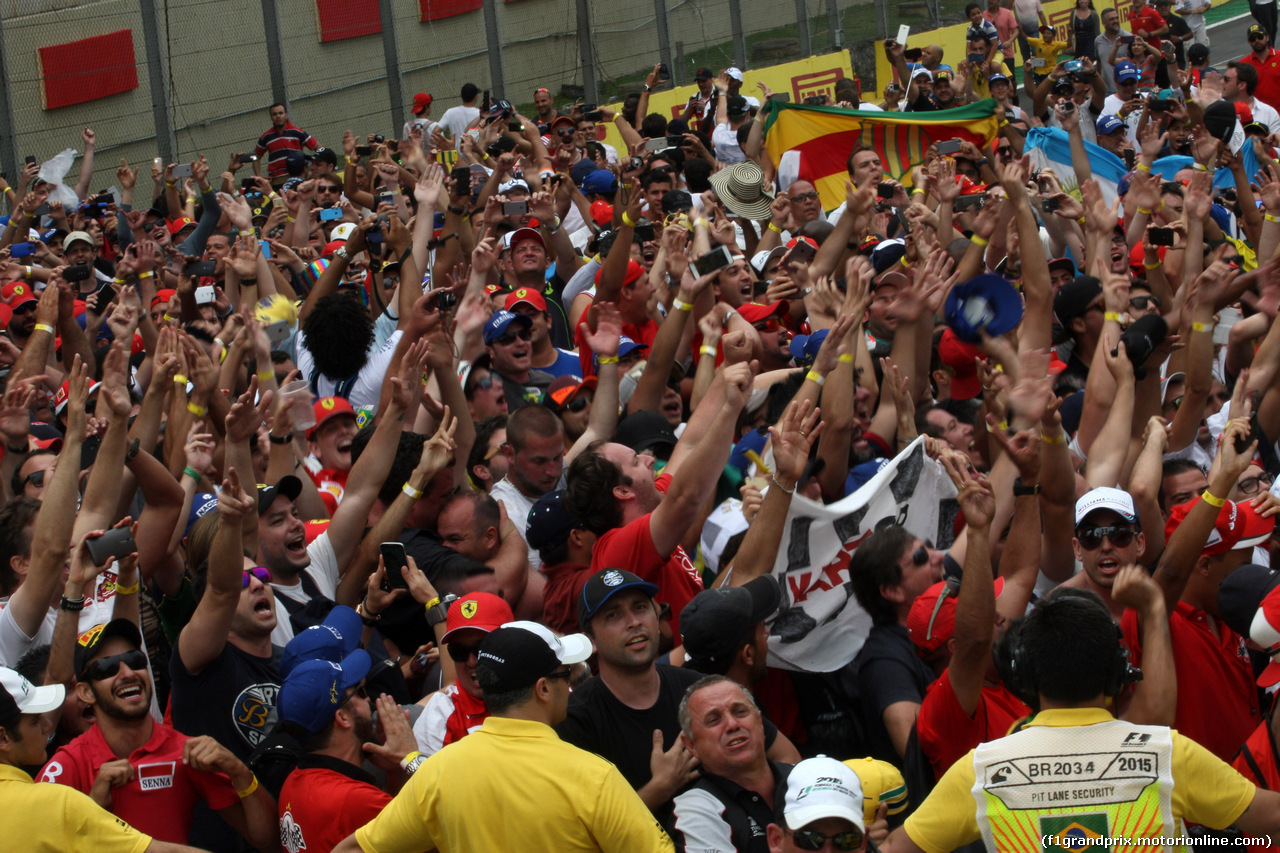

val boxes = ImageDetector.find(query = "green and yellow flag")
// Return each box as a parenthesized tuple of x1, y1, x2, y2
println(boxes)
(761, 99, 1001, 211)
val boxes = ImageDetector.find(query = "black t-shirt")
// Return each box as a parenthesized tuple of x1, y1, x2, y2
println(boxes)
(555, 665, 778, 792)
(169, 640, 281, 764)
(1164, 13, 1193, 67)
(841, 624, 936, 767)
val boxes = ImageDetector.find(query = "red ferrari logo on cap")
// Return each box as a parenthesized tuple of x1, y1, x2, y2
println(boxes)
(461, 600, 478, 619)
(12, 285, 23, 295)
(515, 288, 528, 299)
(321, 398, 335, 410)
(77, 624, 106, 647)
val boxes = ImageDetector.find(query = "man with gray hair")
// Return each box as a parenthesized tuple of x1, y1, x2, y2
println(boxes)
(668, 674, 794, 852)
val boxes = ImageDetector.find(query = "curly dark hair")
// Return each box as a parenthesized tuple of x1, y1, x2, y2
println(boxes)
(301, 293, 375, 381)
(564, 441, 627, 535)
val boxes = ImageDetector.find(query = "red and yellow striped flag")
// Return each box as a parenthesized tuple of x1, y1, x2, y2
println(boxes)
(761, 99, 1001, 211)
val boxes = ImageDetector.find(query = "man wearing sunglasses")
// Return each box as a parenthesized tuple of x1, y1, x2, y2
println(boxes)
(1, 281, 39, 349)
(39, 619, 276, 849)
(410, 591, 512, 757)
(1060, 487, 1146, 619)
(11, 448, 55, 499)
(768, 757, 868, 852)
(483, 309, 551, 410)
(1241, 24, 1280, 110)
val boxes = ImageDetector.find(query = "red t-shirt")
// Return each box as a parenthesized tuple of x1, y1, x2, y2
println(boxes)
(540, 560, 595, 635)
(40, 722, 239, 843)
(916, 669, 1031, 780)
(278, 759, 390, 853)
(1128, 5, 1166, 48)
(574, 312, 659, 379)
(1122, 602, 1260, 762)
(1232, 720, 1280, 853)
(1242, 48, 1280, 112)
(590, 511, 704, 638)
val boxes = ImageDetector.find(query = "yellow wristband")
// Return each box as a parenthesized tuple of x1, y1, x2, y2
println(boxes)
(236, 776, 259, 799)
(113, 277, 126, 285)
(1144, 261, 1160, 270)
(33, 323, 54, 334)
(987, 419, 1009, 433)
(165, 181, 176, 188)
(2, 187, 12, 196)
(1136, 162, 1152, 173)
(598, 355, 620, 364)
(1077, 216, 1087, 226)
(23, 266, 32, 280)
(402, 483, 423, 500)
(1137, 206, 1154, 216)
(911, 188, 926, 196)
(256, 370, 275, 382)
(1041, 431, 1065, 445)
(1191, 321, 1209, 332)
(970, 234, 989, 248)
(1192, 163, 1209, 171)
(621, 211, 637, 228)
(805, 370, 826, 386)
(1266, 213, 1280, 224)
(768, 222, 783, 233)
(1201, 489, 1226, 508)
(700, 345, 717, 357)
(400, 751, 422, 771)
(138, 271, 153, 279)
(173, 374, 189, 385)
(1104, 312, 1123, 322)
(187, 402, 207, 417)
(114, 581, 140, 595)
(672, 298, 693, 312)
(837, 353, 854, 364)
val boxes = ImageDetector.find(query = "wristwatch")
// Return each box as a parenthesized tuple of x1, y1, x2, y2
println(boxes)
(425, 593, 459, 627)
(1012, 477, 1041, 497)
(334, 246, 350, 261)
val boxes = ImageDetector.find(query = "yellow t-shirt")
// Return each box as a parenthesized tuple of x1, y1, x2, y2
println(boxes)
(904, 708, 1257, 853)
(971, 61, 1014, 100)
(1028, 37, 1070, 74)
(0, 764, 152, 853)
(355, 715, 675, 853)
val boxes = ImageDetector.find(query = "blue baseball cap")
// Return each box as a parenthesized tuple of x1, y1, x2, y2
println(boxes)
(1114, 61, 1139, 84)
(525, 490, 584, 552)
(988, 73, 1010, 85)
(944, 273, 1025, 343)
(280, 605, 364, 678)
(277, 652, 371, 735)
(617, 336, 648, 359)
(788, 328, 829, 366)
(728, 427, 769, 473)
(1096, 114, 1126, 136)
(581, 169, 618, 195)
(482, 309, 533, 344)
(185, 493, 219, 536)
(578, 569, 659, 630)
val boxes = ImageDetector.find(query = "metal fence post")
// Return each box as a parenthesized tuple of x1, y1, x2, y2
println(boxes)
(828, 0, 842, 50)
(795, 0, 812, 57)
(260, 0, 290, 110)
(482, 0, 506, 96)
(0, 14, 19, 182)
(138, 0, 177, 162)
(875, 0, 888, 41)
(379, 0, 406, 133)
(577, 0, 598, 104)
(729, 0, 747, 69)
(656, 0, 676, 85)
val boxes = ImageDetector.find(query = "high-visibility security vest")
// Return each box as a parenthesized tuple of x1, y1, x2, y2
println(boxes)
(972, 718, 1183, 853)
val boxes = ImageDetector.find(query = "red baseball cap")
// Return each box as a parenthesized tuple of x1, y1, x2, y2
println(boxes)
(504, 287, 547, 313)
(1164, 496, 1243, 557)
(309, 396, 357, 438)
(1234, 500, 1276, 551)
(168, 217, 196, 237)
(596, 259, 645, 288)
(738, 301, 788, 325)
(2, 281, 37, 310)
(152, 288, 177, 310)
(441, 592, 514, 643)
(908, 577, 1006, 654)
(589, 200, 614, 227)
(411, 93, 433, 115)
(547, 375, 598, 409)
(937, 328, 985, 401)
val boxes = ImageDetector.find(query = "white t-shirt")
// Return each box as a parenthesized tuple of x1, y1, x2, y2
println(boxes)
(489, 478, 537, 544)
(1012, 0, 1044, 32)
(1252, 97, 1280, 136)
(295, 328, 403, 411)
(0, 572, 128, 668)
(1101, 94, 1142, 143)
(712, 122, 747, 164)
(402, 118, 441, 144)
(438, 106, 480, 149)
(267, 532, 341, 647)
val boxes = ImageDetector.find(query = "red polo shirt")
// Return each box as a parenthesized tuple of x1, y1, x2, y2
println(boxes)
(1128, 5, 1166, 48)
(1242, 48, 1280, 111)
(278, 755, 390, 853)
(1232, 720, 1280, 853)
(573, 313, 659, 379)
(39, 722, 239, 843)
(1122, 601, 1260, 762)
(916, 670, 1031, 780)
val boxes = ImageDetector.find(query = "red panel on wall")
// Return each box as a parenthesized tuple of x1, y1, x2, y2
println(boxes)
(38, 30, 138, 110)
(317, 0, 382, 42)
(419, 0, 481, 20)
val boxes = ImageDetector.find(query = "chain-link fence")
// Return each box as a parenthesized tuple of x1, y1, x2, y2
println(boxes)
(0, 0, 946, 187)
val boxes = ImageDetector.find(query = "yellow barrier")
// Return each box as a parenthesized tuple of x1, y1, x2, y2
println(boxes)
(873, 0, 1235, 94)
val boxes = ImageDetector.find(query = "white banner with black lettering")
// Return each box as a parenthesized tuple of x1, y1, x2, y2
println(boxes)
(764, 438, 959, 673)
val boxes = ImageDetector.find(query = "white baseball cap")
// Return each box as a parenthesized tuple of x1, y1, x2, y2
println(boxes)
(727, 67, 745, 82)
(1075, 487, 1138, 526)
(0, 667, 64, 720)
(782, 755, 866, 833)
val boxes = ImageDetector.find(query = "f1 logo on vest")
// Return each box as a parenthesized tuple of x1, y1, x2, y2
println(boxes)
(1122, 732, 1152, 746)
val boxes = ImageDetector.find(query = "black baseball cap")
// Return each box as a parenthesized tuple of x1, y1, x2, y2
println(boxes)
(257, 475, 302, 514)
(615, 411, 679, 458)
(695, 67, 714, 80)
(74, 618, 144, 678)
(1053, 275, 1102, 327)
(475, 621, 592, 691)
(727, 95, 750, 117)
(680, 576, 781, 665)
(526, 490, 584, 552)
(579, 569, 659, 630)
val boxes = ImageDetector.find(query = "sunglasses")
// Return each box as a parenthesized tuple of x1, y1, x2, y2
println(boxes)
(81, 648, 148, 681)
(494, 328, 532, 346)
(12, 303, 36, 315)
(1129, 295, 1160, 310)
(557, 129, 576, 138)
(242, 566, 271, 587)
(469, 374, 497, 393)
(565, 394, 592, 413)
(317, 185, 342, 193)
(1251, 33, 1268, 40)
(791, 191, 820, 202)
(1239, 472, 1274, 497)
(752, 318, 783, 333)
(146, 219, 167, 232)
(1076, 525, 1136, 549)
(787, 828, 865, 851)
(483, 442, 508, 462)
(545, 668, 573, 681)
(447, 642, 483, 662)
(22, 470, 45, 489)
(909, 544, 931, 567)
